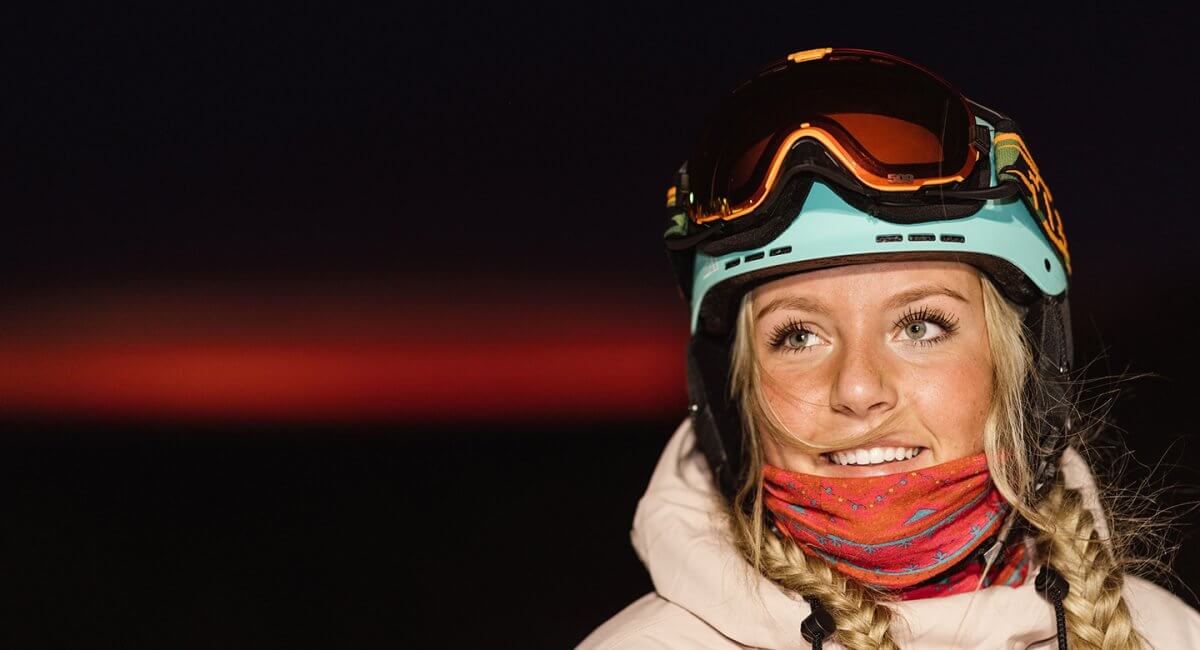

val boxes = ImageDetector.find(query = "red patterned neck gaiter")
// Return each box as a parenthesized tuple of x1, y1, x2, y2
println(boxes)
(762, 453, 1031, 598)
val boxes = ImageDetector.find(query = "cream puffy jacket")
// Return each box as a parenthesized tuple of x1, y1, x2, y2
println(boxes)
(580, 418, 1200, 649)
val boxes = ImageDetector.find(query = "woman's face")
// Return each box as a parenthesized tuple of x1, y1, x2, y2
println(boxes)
(752, 260, 993, 477)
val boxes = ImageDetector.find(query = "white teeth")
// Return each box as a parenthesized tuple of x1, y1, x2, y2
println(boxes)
(825, 446, 923, 466)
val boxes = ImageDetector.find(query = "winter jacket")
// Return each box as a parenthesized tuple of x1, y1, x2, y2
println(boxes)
(580, 417, 1200, 649)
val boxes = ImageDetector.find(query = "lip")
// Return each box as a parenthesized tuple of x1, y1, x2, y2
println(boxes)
(815, 436, 932, 477)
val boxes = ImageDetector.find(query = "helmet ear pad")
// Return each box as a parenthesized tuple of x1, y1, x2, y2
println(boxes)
(685, 329, 744, 504)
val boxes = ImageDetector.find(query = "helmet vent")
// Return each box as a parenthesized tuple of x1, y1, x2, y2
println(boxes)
(769, 246, 792, 256)
(875, 234, 967, 243)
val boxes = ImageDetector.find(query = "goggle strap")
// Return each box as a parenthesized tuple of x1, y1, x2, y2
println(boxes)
(973, 124, 993, 157)
(965, 98, 1020, 136)
(935, 181, 1021, 201)
(664, 223, 722, 251)
(994, 132, 1072, 274)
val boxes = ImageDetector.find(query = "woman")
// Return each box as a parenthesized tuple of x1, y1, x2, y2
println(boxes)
(581, 48, 1200, 648)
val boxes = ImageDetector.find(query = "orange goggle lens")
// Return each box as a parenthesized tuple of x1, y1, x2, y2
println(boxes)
(685, 48, 978, 223)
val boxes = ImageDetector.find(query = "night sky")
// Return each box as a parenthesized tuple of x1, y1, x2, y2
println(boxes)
(2, 4, 1199, 647)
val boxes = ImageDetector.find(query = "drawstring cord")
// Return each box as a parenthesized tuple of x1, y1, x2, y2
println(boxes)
(1036, 566, 1070, 649)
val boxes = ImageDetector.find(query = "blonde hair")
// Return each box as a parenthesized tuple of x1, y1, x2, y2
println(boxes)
(726, 269, 1148, 649)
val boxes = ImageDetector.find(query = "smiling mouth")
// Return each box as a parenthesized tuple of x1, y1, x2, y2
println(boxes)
(821, 446, 926, 466)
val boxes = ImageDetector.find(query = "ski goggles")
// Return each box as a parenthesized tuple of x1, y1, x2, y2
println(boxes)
(677, 47, 996, 224)
(664, 47, 1070, 274)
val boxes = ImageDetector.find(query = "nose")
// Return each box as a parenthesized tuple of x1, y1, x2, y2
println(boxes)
(829, 337, 897, 418)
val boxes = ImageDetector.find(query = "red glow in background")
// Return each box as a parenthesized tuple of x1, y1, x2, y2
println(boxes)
(0, 277, 689, 424)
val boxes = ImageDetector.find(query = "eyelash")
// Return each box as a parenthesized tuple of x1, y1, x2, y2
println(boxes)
(766, 307, 960, 354)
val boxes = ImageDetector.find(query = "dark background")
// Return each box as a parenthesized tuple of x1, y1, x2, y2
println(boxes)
(2, 3, 1199, 647)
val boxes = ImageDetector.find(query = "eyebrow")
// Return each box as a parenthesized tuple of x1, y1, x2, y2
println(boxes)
(754, 283, 969, 321)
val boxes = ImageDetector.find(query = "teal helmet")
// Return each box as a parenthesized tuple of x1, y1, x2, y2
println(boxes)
(663, 47, 1075, 507)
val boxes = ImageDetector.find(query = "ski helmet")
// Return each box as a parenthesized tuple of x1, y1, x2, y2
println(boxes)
(663, 47, 1075, 507)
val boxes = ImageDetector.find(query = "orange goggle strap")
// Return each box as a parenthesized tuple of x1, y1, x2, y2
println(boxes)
(994, 133, 1071, 274)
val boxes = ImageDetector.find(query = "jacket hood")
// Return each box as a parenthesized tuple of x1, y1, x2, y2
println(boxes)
(628, 417, 1126, 648)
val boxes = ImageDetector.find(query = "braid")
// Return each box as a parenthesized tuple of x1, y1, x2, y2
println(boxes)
(1034, 480, 1144, 650)
(753, 531, 899, 649)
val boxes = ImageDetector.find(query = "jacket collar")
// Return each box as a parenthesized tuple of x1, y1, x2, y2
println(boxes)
(630, 417, 1108, 648)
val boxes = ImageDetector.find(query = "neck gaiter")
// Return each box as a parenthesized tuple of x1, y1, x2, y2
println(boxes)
(762, 453, 1030, 598)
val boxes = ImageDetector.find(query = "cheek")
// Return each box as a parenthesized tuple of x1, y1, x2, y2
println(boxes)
(760, 366, 826, 436)
(907, 355, 993, 455)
